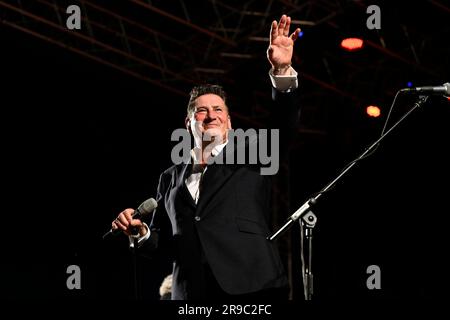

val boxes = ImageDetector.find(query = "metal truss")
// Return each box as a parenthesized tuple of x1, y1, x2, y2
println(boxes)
(2, 0, 448, 125)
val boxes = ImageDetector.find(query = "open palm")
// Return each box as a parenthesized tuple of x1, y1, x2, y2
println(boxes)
(267, 15, 301, 69)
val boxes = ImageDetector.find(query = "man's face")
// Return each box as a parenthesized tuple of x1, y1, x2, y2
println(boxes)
(186, 93, 231, 145)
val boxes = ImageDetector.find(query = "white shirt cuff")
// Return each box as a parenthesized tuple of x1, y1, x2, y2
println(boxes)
(269, 66, 298, 91)
(135, 222, 150, 247)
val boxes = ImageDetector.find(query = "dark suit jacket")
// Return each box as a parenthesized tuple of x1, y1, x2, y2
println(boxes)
(143, 88, 300, 300)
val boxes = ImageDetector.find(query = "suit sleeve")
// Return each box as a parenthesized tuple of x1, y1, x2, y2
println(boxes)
(267, 87, 301, 167)
(270, 87, 301, 135)
(138, 171, 173, 258)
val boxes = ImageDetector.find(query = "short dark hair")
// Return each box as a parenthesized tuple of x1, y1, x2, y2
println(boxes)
(187, 84, 227, 118)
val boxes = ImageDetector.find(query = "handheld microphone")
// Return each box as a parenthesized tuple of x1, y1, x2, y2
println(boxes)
(401, 83, 450, 96)
(102, 198, 158, 239)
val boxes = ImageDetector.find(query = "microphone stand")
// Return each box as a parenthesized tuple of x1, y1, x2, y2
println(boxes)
(268, 94, 429, 298)
(269, 95, 429, 240)
(128, 236, 139, 299)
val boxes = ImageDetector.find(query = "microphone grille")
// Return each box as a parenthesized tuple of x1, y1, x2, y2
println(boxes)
(444, 83, 450, 95)
(136, 198, 158, 217)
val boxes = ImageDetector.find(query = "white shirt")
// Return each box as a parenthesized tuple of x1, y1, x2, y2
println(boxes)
(185, 142, 228, 204)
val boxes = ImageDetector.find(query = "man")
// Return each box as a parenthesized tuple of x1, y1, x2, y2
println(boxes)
(112, 14, 301, 300)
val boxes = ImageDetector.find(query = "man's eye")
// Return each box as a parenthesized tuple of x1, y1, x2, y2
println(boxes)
(196, 109, 207, 113)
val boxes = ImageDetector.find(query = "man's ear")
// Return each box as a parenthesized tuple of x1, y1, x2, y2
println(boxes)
(185, 117, 192, 133)
(227, 115, 232, 129)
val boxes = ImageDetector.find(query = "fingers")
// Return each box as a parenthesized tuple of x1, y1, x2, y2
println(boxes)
(290, 28, 301, 41)
(129, 219, 143, 228)
(278, 15, 286, 36)
(270, 20, 278, 43)
(272, 15, 297, 41)
(284, 16, 291, 36)
(113, 208, 136, 231)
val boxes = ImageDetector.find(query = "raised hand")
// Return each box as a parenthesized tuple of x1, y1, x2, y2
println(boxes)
(267, 15, 301, 75)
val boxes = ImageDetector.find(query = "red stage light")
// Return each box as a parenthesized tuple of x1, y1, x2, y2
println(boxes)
(341, 38, 364, 51)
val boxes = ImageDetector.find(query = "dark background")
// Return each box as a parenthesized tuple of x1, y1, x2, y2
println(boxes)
(1, 0, 449, 303)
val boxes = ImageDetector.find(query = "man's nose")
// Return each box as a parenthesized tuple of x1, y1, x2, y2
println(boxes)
(206, 109, 217, 119)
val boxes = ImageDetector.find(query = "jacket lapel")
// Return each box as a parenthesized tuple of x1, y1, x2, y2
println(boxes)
(195, 145, 236, 216)
(177, 162, 197, 209)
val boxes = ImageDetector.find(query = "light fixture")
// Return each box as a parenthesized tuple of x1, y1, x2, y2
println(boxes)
(340, 37, 364, 51)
